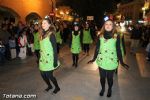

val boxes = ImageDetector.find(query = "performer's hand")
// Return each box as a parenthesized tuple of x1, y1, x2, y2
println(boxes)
(87, 60, 94, 64)
(121, 63, 130, 70)
(54, 62, 58, 68)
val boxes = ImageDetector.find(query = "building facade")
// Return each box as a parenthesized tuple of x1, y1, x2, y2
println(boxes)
(116, 0, 144, 23)
(0, 0, 55, 23)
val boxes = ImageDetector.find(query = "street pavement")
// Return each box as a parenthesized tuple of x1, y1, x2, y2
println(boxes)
(0, 39, 150, 100)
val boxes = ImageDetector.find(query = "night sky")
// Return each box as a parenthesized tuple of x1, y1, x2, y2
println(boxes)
(115, 0, 121, 3)
(60, 0, 134, 24)
(62, 0, 120, 23)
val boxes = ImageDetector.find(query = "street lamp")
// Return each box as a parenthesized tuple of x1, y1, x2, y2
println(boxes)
(142, 7, 146, 11)
(66, 11, 69, 15)
(60, 11, 64, 15)
(55, 8, 58, 11)
(46, 0, 54, 12)
(142, 7, 146, 18)
(51, 0, 54, 12)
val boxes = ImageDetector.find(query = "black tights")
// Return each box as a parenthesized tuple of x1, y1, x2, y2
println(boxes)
(148, 52, 150, 59)
(40, 70, 59, 89)
(83, 44, 90, 53)
(72, 53, 79, 65)
(34, 50, 40, 61)
(99, 68, 115, 91)
(57, 43, 60, 54)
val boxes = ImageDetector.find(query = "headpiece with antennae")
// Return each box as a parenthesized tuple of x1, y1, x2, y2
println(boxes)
(44, 15, 56, 32)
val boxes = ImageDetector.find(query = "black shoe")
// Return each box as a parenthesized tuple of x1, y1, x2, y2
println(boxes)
(72, 63, 75, 67)
(45, 86, 52, 92)
(107, 89, 112, 97)
(53, 87, 60, 94)
(75, 63, 78, 68)
(99, 89, 105, 96)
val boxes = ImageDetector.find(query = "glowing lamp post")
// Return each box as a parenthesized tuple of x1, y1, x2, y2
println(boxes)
(142, 7, 146, 19)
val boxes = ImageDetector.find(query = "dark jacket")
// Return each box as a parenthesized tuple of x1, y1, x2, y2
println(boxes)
(131, 27, 142, 40)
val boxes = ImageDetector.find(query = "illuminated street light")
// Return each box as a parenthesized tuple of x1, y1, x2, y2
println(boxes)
(142, 7, 146, 11)
(66, 11, 69, 15)
(55, 6, 74, 21)
(55, 8, 58, 11)
(60, 11, 64, 15)
(142, 7, 146, 18)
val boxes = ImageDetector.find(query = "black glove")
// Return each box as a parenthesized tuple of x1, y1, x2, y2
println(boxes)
(121, 63, 130, 70)
(87, 60, 94, 64)
(54, 62, 58, 68)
